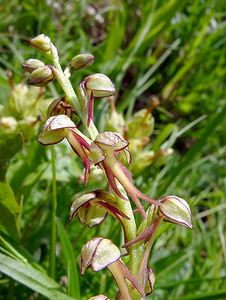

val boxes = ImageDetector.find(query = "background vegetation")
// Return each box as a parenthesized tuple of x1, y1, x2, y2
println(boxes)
(0, 0, 225, 299)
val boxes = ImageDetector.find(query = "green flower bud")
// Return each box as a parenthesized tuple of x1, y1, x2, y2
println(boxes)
(28, 66, 55, 86)
(83, 73, 115, 98)
(22, 59, 45, 73)
(160, 195, 192, 228)
(30, 34, 51, 52)
(70, 54, 94, 70)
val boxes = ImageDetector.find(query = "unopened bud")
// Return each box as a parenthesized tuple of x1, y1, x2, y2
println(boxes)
(22, 59, 45, 73)
(79, 237, 121, 274)
(84, 73, 115, 98)
(30, 34, 51, 52)
(70, 54, 94, 70)
(28, 66, 55, 86)
(160, 195, 192, 228)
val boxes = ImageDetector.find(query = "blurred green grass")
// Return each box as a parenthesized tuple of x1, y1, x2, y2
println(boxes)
(0, 0, 225, 299)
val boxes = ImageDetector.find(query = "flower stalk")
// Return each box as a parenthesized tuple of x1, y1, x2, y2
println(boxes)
(49, 146, 57, 279)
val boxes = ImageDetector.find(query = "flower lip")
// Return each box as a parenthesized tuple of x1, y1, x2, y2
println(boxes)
(95, 132, 128, 151)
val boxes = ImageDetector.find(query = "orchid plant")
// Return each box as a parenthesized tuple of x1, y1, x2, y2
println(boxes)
(23, 34, 192, 300)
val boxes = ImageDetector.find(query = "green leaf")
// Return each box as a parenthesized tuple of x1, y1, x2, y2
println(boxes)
(0, 182, 19, 239)
(0, 253, 76, 300)
(175, 289, 226, 300)
(159, 103, 226, 195)
(57, 219, 80, 299)
(0, 131, 23, 180)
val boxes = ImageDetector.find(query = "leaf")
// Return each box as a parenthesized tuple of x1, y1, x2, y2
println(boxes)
(158, 103, 226, 195)
(175, 289, 226, 300)
(0, 182, 19, 239)
(0, 253, 76, 300)
(57, 219, 80, 299)
(0, 131, 23, 180)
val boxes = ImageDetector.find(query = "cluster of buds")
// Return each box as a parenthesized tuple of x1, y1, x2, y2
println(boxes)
(24, 34, 193, 299)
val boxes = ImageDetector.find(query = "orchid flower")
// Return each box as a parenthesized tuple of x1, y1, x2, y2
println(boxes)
(88, 131, 159, 217)
(80, 73, 115, 126)
(38, 114, 91, 184)
(79, 237, 145, 299)
(69, 190, 130, 227)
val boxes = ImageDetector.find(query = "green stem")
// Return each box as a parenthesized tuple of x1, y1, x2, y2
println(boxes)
(49, 44, 98, 140)
(49, 146, 57, 279)
(108, 263, 131, 300)
(7, 278, 14, 300)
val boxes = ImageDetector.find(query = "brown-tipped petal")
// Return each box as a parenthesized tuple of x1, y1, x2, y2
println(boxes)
(91, 238, 121, 272)
(70, 192, 96, 221)
(95, 131, 128, 151)
(22, 59, 45, 73)
(44, 114, 76, 131)
(84, 73, 115, 98)
(160, 195, 192, 228)
(145, 268, 155, 295)
(88, 296, 110, 300)
(79, 238, 121, 274)
(79, 237, 102, 275)
(37, 115, 76, 145)
(28, 65, 55, 86)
